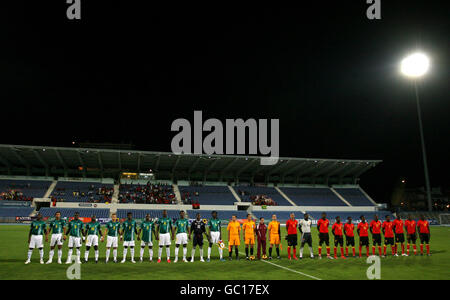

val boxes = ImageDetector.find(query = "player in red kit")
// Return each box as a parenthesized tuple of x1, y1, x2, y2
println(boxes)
(331, 216, 345, 259)
(370, 215, 382, 256)
(317, 213, 331, 259)
(357, 215, 370, 257)
(382, 215, 395, 257)
(255, 217, 267, 260)
(344, 217, 356, 257)
(404, 214, 417, 256)
(417, 215, 431, 256)
(285, 213, 298, 260)
(393, 216, 407, 256)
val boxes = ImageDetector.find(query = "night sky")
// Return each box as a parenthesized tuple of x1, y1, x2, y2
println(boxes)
(2, 1, 449, 203)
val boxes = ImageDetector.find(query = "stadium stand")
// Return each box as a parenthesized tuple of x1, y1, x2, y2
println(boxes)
(118, 182, 176, 204)
(179, 185, 236, 205)
(39, 207, 110, 218)
(116, 209, 179, 219)
(334, 188, 375, 206)
(280, 187, 346, 206)
(187, 210, 249, 220)
(252, 210, 293, 221)
(51, 181, 114, 203)
(0, 179, 51, 201)
(0, 207, 34, 217)
(235, 185, 292, 206)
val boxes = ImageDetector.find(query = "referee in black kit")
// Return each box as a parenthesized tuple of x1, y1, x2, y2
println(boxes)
(189, 213, 210, 262)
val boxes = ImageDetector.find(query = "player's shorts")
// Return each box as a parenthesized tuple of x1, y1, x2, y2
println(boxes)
(68, 236, 82, 248)
(419, 233, 430, 244)
(318, 232, 329, 245)
(334, 235, 344, 247)
(50, 233, 64, 247)
(384, 237, 394, 246)
(345, 236, 355, 247)
(106, 236, 118, 248)
(245, 235, 255, 245)
(229, 235, 240, 246)
(359, 236, 369, 246)
(159, 233, 171, 246)
(86, 235, 99, 247)
(176, 233, 188, 245)
(269, 234, 280, 245)
(287, 234, 297, 247)
(372, 233, 382, 245)
(141, 240, 153, 247)
(407, 233, 417, 243)
(193, 234, 204, 247)
(29, 235, 43, 249)
(395, 233, 405, 243)
(301, 233, 312, 246)
(123, 240, 135, 247)
(210, 231, 220, 243)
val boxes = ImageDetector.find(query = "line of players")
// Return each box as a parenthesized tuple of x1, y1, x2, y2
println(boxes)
(24, 210, 431, 264)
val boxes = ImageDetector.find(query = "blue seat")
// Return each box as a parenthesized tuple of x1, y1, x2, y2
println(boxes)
(39, 207, 110, 218)
(280, 187, 346, 206)
(179, 186, 236, 205)
(0, 207, 34, 217)
(334, 188, 375, 206)
(234, 186, 292, 206)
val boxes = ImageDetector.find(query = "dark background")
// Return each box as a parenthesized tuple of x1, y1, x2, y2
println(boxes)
(1, 1, 449, 204)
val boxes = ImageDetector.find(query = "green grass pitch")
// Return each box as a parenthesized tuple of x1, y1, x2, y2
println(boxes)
(0, 224, 449, 280)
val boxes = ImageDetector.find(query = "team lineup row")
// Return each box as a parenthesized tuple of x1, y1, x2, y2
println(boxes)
(24, 210, 432, 264)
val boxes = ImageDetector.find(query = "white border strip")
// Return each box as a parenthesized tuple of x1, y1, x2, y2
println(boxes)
(261, 260, 322, 280)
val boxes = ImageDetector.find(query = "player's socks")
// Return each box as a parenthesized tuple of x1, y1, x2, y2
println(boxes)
(401, 244, 405, 255)
(352, 247, 355, 256)
(67, 249, 73, 263)
(345, 247, 348, 256)
(426, 244, 430, 255)
(372, 246, 375, 255)
(149, 248, 153, 261)
(383, 246, 386, 256)
(207, 247, 211, 259)
(199, 249, 204, 261)
(123, 248, 128, 261)
(113, 249, 117, 261)
(158, 247, 163, 260)
(95, 250, 99, 261)
(191, 249, 196, 262)
(27, 249, 32, 261)
(106, 249, 111, 262)
(140, 247, 145, 260)
(58, 249, 62, 261)
(175, 247, 179, 259)
(229, 250, 232, 258)
(299, 247, 304, 258)
(413, 245, 417, 255)
(48, 250, 54, 263)
(130, 248, 135, 261)
(76, 249, 81, 263)
(183, 247, 187, 259)
(269, 247, 273, 257)
(378, 246, 382, 256)
(391, 246, 395, 255)
(326, 247, 330, 257)
(293, 248, 296, 258)
(287, 246, 291, 259)
(333, 247, 337, 258)
(166, 247, 170, 260)
(219, 248, 223, 259)
(340, 247, 344, 257)
(366, 246, 369, 257)
(245, 247, 249, 258)
(84, 251, 89, 262)
(235, 247, 239, 259)
(407, 244, 410, 255)
(420, 244, 424, 254)
(358, 246, 362, 257)
(276, 247, 280, 257)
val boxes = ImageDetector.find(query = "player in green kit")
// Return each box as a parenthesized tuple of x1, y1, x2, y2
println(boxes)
(25, 213, 47, 264)
(156, 210, 174, 263)
(207, 211, 224, 261)
(173, 210, 190, 263)
(84, 215, 102, 263)
(102, 213, 120, 263)
(64, 212, 85, 264)
(45, 211, 66, 264)
(121, 212, 138, 263)
(138, 213, 156, 262)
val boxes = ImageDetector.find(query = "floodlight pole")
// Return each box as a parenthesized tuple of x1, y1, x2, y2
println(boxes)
(414, 81, 432, 212)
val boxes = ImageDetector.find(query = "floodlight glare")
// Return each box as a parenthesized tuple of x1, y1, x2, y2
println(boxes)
(400, 53, 430, 78)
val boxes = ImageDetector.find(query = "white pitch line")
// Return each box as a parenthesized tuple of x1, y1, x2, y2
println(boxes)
(262, 259, 322, 280)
